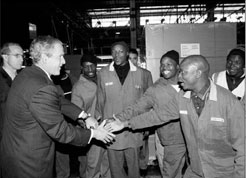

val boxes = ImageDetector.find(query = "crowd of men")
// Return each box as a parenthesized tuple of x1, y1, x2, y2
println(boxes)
(0, 35, 245, 178)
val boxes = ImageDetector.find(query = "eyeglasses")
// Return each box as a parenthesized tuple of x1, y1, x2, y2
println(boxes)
(5, 53, 24, 58)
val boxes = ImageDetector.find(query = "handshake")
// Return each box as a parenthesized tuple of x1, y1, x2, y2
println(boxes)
(77, 115, 128, 144)
(104, 115, 129, 133)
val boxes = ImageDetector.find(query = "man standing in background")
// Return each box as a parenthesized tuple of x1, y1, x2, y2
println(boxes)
(212, 47, 245, 101)
(0, 43, 24, 142)
(0, 42, 24, 178)
(96, 41, 153, 178)
(72, 54, 111, 178)
(128, 48, 153, 177)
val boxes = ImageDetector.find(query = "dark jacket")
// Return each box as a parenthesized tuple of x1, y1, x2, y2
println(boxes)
(0, 67, 12, 142)
(0, 65, 91, 178)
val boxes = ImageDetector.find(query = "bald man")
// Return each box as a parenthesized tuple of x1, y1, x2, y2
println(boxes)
(107, 55, 245, 178)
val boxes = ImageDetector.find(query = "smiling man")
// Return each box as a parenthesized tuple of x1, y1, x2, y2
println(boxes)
(71, 54, 110, 178)
(105, 50, 187, 178)
(0, 36, 115, 178)
(212, 47, 245, 100)
(107, 54, 244, 178)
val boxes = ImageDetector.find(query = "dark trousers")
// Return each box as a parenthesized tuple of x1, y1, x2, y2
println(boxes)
(138, 137, 149, 170)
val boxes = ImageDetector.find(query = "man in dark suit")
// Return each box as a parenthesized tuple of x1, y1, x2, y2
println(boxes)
(0, 35, 115, 178)
(0, 42, 24, 143)
(0, 42, 24, 178)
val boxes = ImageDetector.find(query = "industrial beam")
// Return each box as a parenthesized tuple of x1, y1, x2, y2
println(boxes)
(130, 0, 137, 48)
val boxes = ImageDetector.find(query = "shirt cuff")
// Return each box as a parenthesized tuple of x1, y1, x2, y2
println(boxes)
(78, 111, 89, 120)
(88, 128, 94, 144)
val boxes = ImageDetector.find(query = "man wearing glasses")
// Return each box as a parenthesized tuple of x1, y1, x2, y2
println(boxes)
(0, 42, 24, 142)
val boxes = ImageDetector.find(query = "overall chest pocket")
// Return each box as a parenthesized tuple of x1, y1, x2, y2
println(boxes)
(132, 84, 144, 99)
(104, 82, 117, 95)
(206, 117, 227, 141)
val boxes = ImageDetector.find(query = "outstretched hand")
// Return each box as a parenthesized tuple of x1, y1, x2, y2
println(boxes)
(104, 115, 126, 132)
(93, 120, 116, 144)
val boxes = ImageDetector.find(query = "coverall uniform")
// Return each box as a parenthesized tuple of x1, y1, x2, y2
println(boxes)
(96, 61, 153, 178)
(125, 81, 244, 178)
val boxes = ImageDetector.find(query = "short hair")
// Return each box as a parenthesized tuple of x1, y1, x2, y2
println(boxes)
(29, 35, 63, 63)
(227, 47, 245, 65)
(161, 50, 179, 64)
(80, 54, 97, 66)
(129, 48, 138, 56)
(1, 42, 22, 55)
(111, 41, 129, 52)
(0, 42, 22, 66)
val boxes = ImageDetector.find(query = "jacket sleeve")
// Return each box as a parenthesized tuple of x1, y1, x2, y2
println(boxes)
(142, 70, 153, 92)
(228, 97, 245, 177)
(54, 83, 83, 121)
(146, 71, 153, 89)
(129, 94, 180, 130)
(95, 72, 105, 120)
(115, 87, 155, 121)
(60, 96, 83, 121)
(71, 82, 85, 109)
(29, 85, 91, 146)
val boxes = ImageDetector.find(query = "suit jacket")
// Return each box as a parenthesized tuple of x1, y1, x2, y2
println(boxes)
(0, 67, 12, 142)
(0, 65, 91, 178)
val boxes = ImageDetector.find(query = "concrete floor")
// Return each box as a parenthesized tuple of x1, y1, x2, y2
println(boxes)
(68, 161, 162, 178)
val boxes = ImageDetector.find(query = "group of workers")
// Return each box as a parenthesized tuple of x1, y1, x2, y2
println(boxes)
(0, 35, 245, 178)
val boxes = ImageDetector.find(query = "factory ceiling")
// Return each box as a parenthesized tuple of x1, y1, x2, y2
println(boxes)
(1, 0, 245, 54)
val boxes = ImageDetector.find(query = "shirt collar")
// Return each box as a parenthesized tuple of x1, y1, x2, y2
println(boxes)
(191, 80, 210, 100)
(80, 74, 97, 84)
(2, 66, 17, 80)
(35, 64, 52, 80)
(0, 67, 11, 79)
(109, 60, 137, 71)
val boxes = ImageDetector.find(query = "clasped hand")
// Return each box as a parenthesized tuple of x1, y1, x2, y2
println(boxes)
(77, 116, 116, 144)
(93, 120, 116, 144)
(77, 116, 98, 129)
(104, 115, 125, 133)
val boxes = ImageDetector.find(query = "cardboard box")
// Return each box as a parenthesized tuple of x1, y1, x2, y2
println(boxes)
(145, 22, 237, 82)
